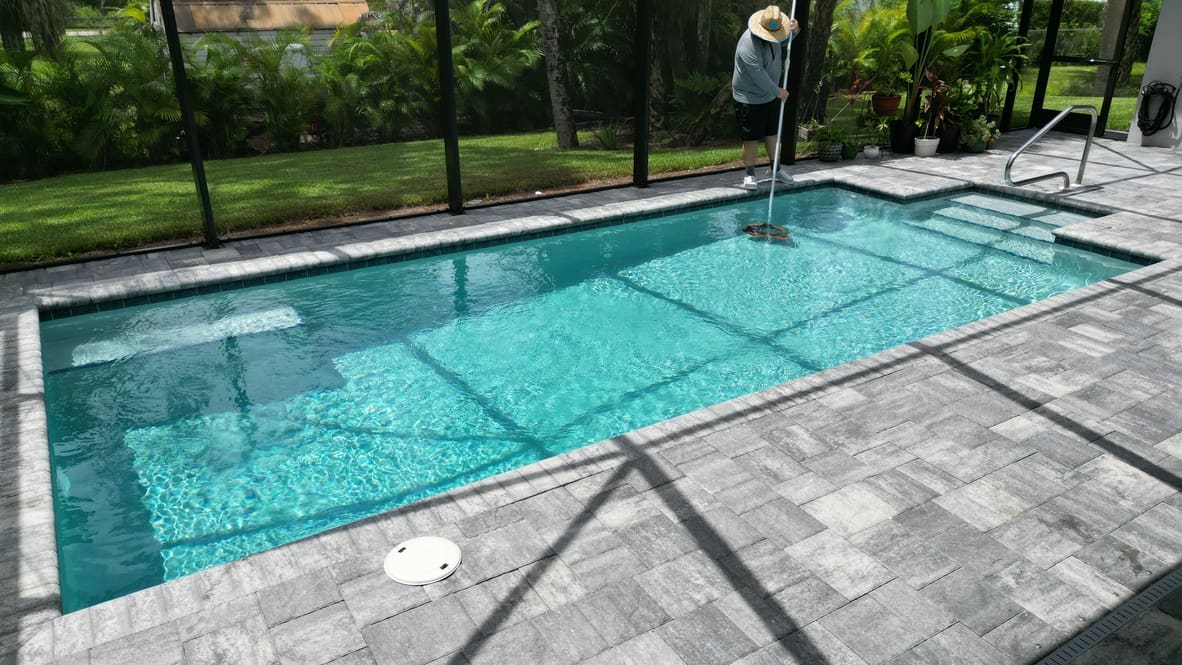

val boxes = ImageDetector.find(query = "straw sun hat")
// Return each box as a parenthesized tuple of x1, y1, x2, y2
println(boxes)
(748, 5, 792, 42)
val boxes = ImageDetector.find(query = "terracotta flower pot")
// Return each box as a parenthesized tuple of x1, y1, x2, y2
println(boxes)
(871, 93, 901, 116)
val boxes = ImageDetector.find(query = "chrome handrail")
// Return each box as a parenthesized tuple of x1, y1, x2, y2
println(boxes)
(1005, 105, 1098, 190)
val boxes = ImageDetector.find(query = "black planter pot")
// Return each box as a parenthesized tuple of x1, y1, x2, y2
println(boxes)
(889, 119, 916, 154)
(937, 124, 962, 154)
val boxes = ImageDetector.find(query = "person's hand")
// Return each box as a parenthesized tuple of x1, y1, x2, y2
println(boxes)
(778, 88, 789, 101)
(788, 18, 800, 37)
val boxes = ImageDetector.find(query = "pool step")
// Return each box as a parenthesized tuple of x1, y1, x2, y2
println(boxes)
(947, 194, 1096, 227)
(949, 193, 1050, 217)
(932, 206, 1058, 243)
(906, 215, 1055, 264)
(68, 306, 303, 369)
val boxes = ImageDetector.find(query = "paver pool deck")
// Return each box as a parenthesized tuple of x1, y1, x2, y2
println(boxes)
(1, 130, 1180, 664)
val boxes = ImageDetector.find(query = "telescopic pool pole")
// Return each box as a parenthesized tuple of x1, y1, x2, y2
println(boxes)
(766, 0, 797, 225)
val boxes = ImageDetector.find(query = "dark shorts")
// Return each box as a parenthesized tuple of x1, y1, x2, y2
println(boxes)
(735, 99, 782, 141)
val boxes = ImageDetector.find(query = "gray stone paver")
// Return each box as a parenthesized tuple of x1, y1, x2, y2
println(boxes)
(821, 595, 927, 664)
(3, 133, 1182, 664)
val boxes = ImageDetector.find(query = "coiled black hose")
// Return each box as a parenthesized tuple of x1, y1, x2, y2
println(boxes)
(1138, 80, 1178, 136)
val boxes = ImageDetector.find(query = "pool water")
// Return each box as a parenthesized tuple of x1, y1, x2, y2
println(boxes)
(41, 188, 1137, 611)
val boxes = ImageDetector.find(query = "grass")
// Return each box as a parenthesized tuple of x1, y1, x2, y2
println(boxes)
(4, 62, 1148, 268)
(1011, 62, 1145, 130)
(0, 130, 739, 267)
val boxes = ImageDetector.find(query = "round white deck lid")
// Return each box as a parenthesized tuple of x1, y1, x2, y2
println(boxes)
(383, 536, 462, 585)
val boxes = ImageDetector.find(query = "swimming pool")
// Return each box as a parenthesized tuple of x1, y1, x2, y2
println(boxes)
(41, 187, 1139, 611)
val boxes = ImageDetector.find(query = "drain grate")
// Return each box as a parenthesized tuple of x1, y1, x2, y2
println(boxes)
(1035, 563, 1182, 665)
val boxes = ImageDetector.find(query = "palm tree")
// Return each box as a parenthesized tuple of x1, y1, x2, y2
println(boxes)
(213, 30, 316, 152)
(450, 0, 540, 131)
(537, 0, 577, 148)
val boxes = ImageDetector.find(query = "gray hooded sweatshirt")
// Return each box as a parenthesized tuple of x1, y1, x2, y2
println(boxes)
(732, 29, 784, 104)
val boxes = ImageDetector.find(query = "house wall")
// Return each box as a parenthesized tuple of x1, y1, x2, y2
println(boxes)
(1128, 0, 1182, 147)
(180, 30, 336, 58)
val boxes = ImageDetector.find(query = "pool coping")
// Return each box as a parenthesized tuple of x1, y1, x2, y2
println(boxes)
(4, 151, 1182, 662)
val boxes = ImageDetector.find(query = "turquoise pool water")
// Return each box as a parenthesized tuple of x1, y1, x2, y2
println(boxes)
(41, 188, 1138, 611)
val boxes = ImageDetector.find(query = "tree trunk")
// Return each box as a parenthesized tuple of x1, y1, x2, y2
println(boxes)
(694, 0, 711, 74)
(1115, 0, 1141, 88)
(663, 0, 690, 83)
(1093, 0, 1139, 93)
(20, 0, 65, 53)
(0, 0, 27, 53)
(798, 0, 838, 124)
(536, 0, 578, 148)
(648, 13, 667, 131)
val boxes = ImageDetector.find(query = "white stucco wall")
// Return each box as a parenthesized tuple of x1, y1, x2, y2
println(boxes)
(1128, 0, 1182, 147)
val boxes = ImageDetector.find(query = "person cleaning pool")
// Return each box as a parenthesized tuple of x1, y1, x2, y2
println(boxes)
(733, 5, 801, 190)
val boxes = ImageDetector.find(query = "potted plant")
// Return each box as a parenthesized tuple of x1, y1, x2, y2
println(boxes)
(841, 138, 859, 160)
(812, 80, 866, 162)
(928, 76, 970, 153)
(814, 126, 845, 161)
(914, 82, 945, 156)
(853, 7, 915, 117)
(862, 117, 890, 159)
(798, 118, 823, 141)
(959, 115, 999, 152)
(902, 0, 971, 143)
(960, 31, 1027, 119)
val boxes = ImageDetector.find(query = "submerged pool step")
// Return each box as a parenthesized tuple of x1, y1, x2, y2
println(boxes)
(70, 306, 303, 368)
(949, 193, 1051, 218)
(906, 216, 1055, 263)
(948, 193, 1096, 227)
(1034, 209, 1095, 227)
(933, 205, 1058, 243)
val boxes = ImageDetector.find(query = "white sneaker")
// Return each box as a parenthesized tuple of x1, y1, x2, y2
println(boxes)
(741, 175, 758, 190)
(768, 167, 793, 184)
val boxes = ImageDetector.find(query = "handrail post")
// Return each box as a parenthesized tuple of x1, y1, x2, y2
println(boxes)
(1005, 104, 1097, 191)
(1076, 108, 1097, 184)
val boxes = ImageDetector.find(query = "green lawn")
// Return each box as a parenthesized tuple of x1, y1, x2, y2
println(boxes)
(1011, 62, 1145, 130)
(0, 131, 739, 267)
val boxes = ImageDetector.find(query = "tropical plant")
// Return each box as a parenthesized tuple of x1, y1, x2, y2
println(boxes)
(916, 77, 952, 138)
(902, 0, 974, 122)
(34, 43, 125, 167)
(591, 121, 623, 150)
(959, 31, 1026, 117)
(206, 30, 315, 152)
(187, 42, 251, 157)
(450, 0, 541, 132)
(814, 123, 847, 146)
(852, 4, 914, 97)
(669, 71, 729, 145)
(960, 114, 998, 148)
(84, 10, 181, 163)
(559, 0, 633, 119)
(314, 19, 425, 144)
(0, 50, 51, 179)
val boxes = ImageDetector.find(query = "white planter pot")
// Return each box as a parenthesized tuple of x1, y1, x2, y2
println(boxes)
(863, 145, 881, 160)
(914, 137, 940, 157)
